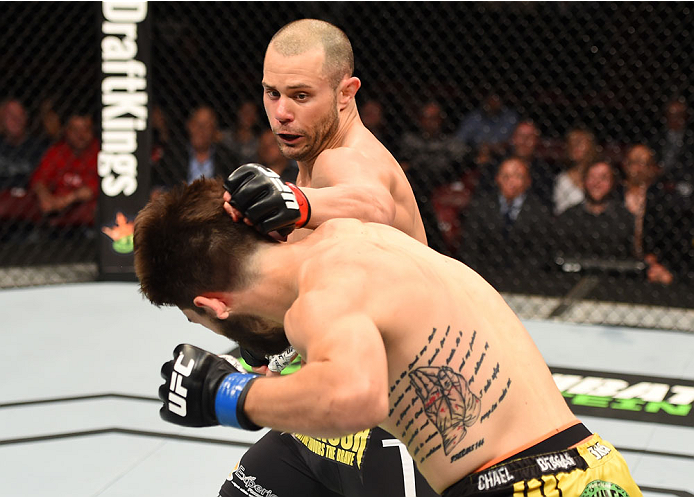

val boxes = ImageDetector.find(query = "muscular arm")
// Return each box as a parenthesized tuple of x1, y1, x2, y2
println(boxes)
(299, 148, 397, 229)
(242, 290, 390, 437)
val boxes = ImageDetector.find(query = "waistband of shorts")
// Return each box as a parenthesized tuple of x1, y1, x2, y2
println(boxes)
(474, 421, 590, 472)
(442, 424, 593, 497)
(498, 422, 591, 463)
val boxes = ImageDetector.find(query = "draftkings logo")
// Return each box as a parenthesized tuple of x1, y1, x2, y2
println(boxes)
(550, 366, 694, 427)
(101, 211, 134, 254)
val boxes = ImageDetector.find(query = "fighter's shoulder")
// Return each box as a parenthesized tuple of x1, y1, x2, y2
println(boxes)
(298, 220, 372, 280)
(291, 257, 367, 327)
(314, 217, 366, 236)
(321, 218, 387, 248)
(315, 142, 394, 173)
(315, 146, 368, 170)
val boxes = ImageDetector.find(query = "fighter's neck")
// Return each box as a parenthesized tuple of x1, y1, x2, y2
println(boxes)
(234, 241, 309, 324)
(297, 106, 361, 171)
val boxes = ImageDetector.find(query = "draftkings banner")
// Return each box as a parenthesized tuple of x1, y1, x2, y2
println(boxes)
(98, 1, 151, 280)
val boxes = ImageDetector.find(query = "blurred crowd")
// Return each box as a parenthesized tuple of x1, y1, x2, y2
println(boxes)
(1, 93, 692, 290)
(0, 99, 98, 242)
(392, 94, 694, 290)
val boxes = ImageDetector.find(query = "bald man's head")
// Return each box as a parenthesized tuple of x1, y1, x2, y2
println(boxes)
(269, 19, 354, 89)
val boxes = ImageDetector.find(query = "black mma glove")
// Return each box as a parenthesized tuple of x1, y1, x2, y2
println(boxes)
(159, 343, 262, 430)
(224, 163, 311, 237)
(240, 347, 269, 368)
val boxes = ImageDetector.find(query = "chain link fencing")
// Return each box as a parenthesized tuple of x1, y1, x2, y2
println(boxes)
(1, 2, 693, 330)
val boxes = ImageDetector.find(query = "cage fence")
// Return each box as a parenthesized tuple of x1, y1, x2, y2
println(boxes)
(1, 2, 693, 330)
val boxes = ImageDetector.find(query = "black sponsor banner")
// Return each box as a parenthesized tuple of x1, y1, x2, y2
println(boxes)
(98, 2, 151, 281)
(550, 366, 694, 427)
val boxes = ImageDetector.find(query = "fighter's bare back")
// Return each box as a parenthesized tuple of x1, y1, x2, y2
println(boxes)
(284, 219, 578, 492)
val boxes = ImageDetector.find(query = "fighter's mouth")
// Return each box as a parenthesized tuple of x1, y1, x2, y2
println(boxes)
(277, 133, 302, 143)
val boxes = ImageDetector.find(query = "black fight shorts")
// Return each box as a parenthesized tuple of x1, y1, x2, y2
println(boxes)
(219, 427, 438, 497)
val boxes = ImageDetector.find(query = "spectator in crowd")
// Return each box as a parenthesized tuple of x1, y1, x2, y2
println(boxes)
(360, 98, 395, 153)
(39, 98, 62, 144)
(220, 100, 261, 165)
(256, 128, 298, 183)
(459, 157, 552, 286)
(656, 97, 694, 188)
(555, 160, 634, 262)
(153, 105, 235, 191)
(637, 100, 694, 286)
(553, 127, 599, 215)
(456, 92, 519, 163)
(399, 100, 469, 255)
(641, 141, 694, 286)
(0, 99, 49, 190)
(149, 105, 170, 169)
(642, 196, 694, 286)
(476, 120, 556, 208)
(29, 112, 100, 227)
(620, 144, 660, 258)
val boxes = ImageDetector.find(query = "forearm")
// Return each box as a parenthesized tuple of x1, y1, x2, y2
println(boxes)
(58, 187, 92, 209)
(242, 362, 387, 437)
(32, 182, 51, 200)
(73, 186, 95, 203)
(32, 183, 57, 212)
(32, 183, 93, 213)
(301, 185, 396, 228)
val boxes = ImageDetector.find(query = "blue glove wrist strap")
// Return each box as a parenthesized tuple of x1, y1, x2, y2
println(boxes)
(215, 373, 262, 430)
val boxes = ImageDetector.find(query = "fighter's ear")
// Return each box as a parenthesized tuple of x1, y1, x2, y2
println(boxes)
(193, 294, 231, 320)
(337, 76, 361, 109)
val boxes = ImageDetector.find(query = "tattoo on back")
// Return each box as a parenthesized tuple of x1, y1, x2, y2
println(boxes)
(409, 365, 481, 455)
(389, 326, 511, 464)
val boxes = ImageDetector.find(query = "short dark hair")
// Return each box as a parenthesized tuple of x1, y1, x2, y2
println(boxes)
(583, 158, 616, 182)
(134, 177, 269, 309)
(270, 19, 354, 89)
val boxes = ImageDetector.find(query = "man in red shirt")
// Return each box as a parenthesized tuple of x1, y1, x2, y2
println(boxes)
(31, 113, 99, 227)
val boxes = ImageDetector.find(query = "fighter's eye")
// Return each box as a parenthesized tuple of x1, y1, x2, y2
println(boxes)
(295, 93, 309, 101)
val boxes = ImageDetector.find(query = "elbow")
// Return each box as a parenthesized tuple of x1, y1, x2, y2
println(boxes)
(375, 203, 396, 226)
(350, 187, 396, 226)
(327, 382, 389, 433)
(364, 197, 396, 226)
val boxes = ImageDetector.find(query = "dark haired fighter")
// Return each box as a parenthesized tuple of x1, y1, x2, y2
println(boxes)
(134, 178, 643, 497)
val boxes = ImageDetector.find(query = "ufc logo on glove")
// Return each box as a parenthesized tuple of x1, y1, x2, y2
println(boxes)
(167, 352, 195, 416)
(159, 344, 262, 429)
(257, 166, 300, 211)
(225, 163, 311, 236)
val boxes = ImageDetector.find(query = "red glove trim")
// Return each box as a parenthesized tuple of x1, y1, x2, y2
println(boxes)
(287, 183, 311, 228)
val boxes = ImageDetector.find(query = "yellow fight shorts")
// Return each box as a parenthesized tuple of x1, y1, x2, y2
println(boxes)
(442, 434, 642, 497)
